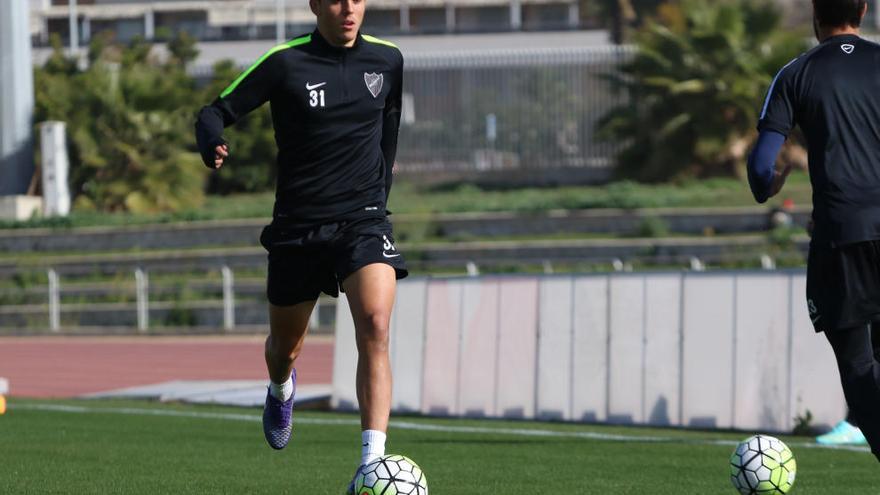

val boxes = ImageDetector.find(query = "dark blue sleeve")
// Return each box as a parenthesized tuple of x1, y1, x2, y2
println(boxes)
(747, 130, 786, 204)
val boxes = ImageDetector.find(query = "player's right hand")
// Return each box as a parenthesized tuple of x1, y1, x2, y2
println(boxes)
(213, 144, 228, 169)
(768, 164, 793, 199)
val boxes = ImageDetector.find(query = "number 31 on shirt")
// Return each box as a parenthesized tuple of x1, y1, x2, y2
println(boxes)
(310, 89, 325, 108)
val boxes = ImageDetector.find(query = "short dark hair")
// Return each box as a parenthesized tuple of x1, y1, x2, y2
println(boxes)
(813, 0, 868, 27)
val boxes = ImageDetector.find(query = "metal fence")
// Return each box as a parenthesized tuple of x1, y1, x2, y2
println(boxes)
(398, 46, 632, 184)
(0, 266, 335, 333)
(190, 44, 633, 184)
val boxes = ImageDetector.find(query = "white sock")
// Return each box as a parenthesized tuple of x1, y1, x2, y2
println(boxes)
(361, 429, 386, 466)
(268, 376, 293, 402)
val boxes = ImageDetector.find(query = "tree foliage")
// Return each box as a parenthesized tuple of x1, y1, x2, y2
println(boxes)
(33, 30, 287, 211)
(596, 0, 807, 182)
(598, 0, 669, 43)
(34, 33, 207, 213)
(579, 0, 670, 43)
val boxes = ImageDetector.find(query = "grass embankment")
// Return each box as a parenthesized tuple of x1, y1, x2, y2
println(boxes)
(0, 174, 813, 230)
(0, 175, 811, 300)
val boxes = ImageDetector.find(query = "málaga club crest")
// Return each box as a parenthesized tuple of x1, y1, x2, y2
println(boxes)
(364, 72, 383, 98)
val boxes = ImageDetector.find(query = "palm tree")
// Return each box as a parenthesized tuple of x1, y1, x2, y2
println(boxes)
(597, 0, 807, 181)
(584, 0, 665, 44)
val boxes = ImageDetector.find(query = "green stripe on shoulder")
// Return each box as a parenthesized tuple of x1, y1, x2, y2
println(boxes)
(220, 34, 312, 99)
(362, 34, 398, 49)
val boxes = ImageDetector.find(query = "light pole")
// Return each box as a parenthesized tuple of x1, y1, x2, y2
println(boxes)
(276, 0, 285, 44)
(68, 0, 78, 54)
(876, 1, 880, 31)
(0, 0, 36, 196)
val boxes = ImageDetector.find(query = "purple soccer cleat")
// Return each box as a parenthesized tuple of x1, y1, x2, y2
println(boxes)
(262, 369, 296, 450)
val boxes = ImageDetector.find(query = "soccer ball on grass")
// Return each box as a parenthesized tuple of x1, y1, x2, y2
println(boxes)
(354, 454, 428, 495)
(729, 434, 796, 494)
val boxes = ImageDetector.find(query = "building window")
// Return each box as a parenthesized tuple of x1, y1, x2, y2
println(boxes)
(363, 8, 401, 34)
(410, 7, 446, 34)
(455, 6, 511, 33)
(90, 18, 145, 43)
(154, 11, 208, 40)
(522, 3, 571, 31)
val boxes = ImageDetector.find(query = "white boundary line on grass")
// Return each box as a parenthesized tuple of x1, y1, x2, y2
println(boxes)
(11, 403, 871, 454)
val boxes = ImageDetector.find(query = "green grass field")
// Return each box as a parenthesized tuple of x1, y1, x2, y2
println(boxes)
(3, 398, 878, 494)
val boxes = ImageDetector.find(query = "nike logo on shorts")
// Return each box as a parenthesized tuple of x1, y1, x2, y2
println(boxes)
(381, 234, 399, 258)
(306, 82, 327, 90)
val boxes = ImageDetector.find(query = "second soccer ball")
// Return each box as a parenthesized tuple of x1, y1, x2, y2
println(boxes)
(729, 434, 796, 494)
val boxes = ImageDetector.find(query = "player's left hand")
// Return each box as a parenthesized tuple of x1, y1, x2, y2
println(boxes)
(768, 164, 793, 199)
(213, 144, 228, 169)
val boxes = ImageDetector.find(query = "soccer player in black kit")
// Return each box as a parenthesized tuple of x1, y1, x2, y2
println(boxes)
(195, 0, 406, 488)
(748, 0, 880, 461)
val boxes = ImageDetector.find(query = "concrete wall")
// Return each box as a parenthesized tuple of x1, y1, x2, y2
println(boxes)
(332, 271, 846, 433)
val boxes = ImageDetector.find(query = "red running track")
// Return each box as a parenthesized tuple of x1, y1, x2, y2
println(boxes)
(0, 335, 334, 398)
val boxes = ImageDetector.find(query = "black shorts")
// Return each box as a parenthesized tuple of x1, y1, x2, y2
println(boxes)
(807, 240, 880, 333)
(260, 216, 408, 307)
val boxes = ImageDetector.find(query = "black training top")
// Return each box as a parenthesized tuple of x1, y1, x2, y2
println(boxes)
(759, 34, 880, 245)
(195, 29, 403, 226)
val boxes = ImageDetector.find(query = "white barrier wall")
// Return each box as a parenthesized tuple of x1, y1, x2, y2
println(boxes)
(643, 275, 681, 426)
(681, 275, 735, 429)
(537, 277, 572, 420)
(496, 277, 539, 419)
(572, 276, 609, 422)
(332, 271, 846, 433)
(390, 278, 428, 413)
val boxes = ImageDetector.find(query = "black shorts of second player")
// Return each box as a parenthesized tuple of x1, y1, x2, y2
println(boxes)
(260, 216, 408, 307)
(807, 239, 880, 333)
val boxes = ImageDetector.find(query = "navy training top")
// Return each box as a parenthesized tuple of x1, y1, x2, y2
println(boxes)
(759, 34, 880, 245)
(195, 29, 403, 227)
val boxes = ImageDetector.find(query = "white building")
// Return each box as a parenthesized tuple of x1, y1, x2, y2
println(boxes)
(30, 0, 585, 45)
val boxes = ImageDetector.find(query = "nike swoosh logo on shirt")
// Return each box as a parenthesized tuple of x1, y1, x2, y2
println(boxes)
(306, 82, 327, 90)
